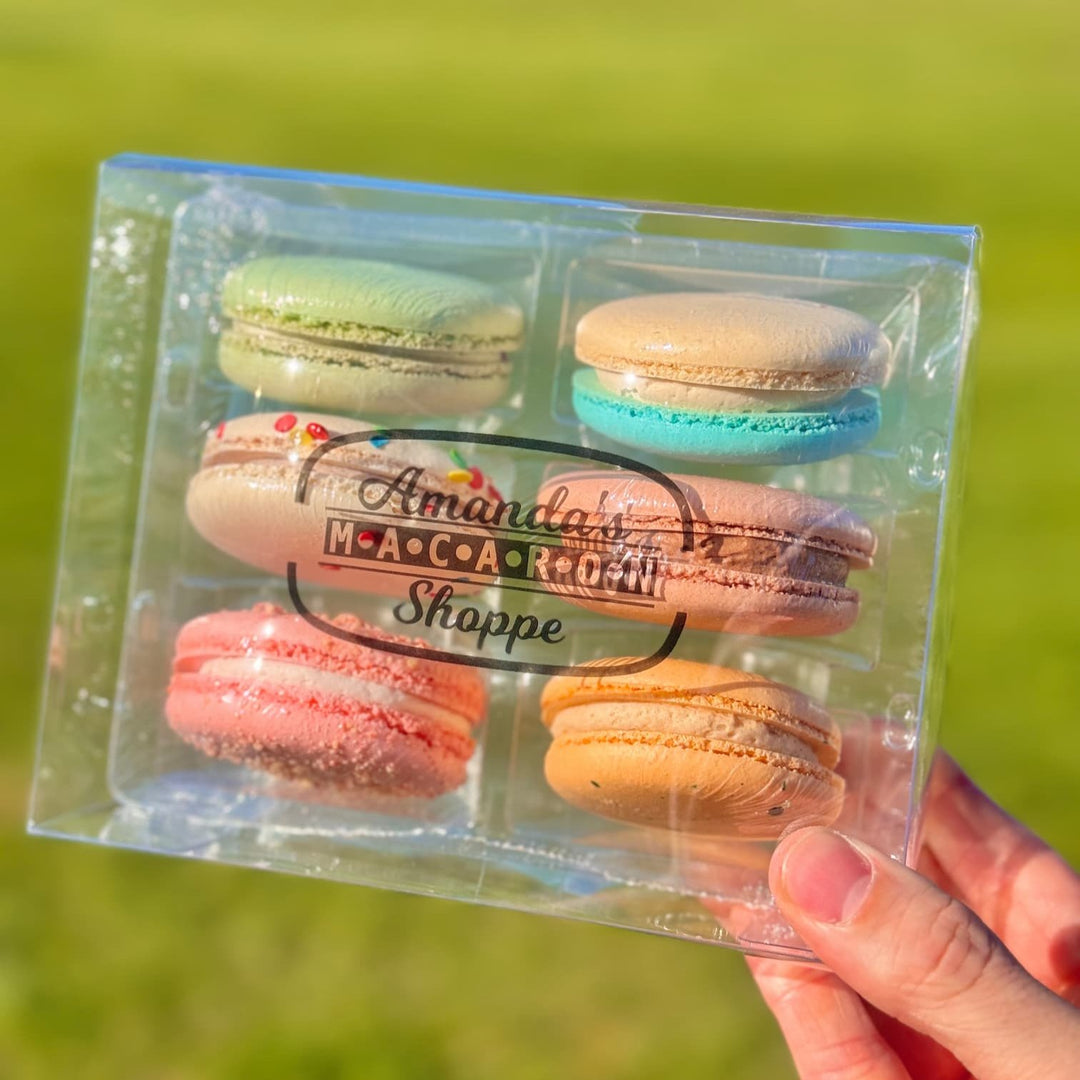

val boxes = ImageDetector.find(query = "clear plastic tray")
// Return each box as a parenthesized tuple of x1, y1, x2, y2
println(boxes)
(29, 154, 979, 958)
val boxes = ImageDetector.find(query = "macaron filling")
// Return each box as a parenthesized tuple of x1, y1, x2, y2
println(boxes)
(555, 521, 861, 595)
(605, 530, 855, 586)
(595, 369, 852, 413)
(548, 701, 820, 765)
(196, 657, 475, 738)
(224, 309, 522, 353)
(223, 320, 514, 366)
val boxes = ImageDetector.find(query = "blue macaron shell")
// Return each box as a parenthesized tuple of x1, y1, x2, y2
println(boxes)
(571, 369, 881, 465)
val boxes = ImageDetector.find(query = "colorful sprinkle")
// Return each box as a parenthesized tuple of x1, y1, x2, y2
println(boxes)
(358, 529, 384, 546)
(291, 428, 315, 447)
(467, 467, 484, 490)
(447, 468, 472, 484)
(448, 448, 468, 469)
(306, 422, 329, 441)
(215, 421, 226, 439)
(275, 413, 297, 433)
(370, 433, 389, 449)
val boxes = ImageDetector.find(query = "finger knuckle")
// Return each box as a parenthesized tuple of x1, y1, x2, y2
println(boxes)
(905, 893, 995, 1004)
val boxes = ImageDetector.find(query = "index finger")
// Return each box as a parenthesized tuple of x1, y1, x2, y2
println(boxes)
(920, 752, 1080, 1003)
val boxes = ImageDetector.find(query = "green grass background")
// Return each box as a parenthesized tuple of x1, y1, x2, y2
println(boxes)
(3, 1, 1079, 1076)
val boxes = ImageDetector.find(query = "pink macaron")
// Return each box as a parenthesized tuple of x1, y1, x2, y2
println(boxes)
(165, 603, 487, 797)
(186, 411, 501, 592)
(535, 471, 875, 636)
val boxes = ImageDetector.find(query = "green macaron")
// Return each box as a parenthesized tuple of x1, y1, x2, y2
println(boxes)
(218, 256, 525, 416)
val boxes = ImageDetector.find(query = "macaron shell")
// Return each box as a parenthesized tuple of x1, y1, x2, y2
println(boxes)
(540, 558, 859, 635)
(167, 677, 472, 797)
(550, 700, 831, 771)
(188, 462, 395, 592)
(202, 410, 453, 474)
(573, 370, 881, 465)
(218, 327, 510, 416)
(544, 730, 844, 838)
(576, 292, 890, 387)
(223, 256, 524, 347)
(538, 470, 876, 565)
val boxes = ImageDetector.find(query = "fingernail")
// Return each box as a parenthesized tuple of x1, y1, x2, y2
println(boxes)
(776, 829, 873, 924)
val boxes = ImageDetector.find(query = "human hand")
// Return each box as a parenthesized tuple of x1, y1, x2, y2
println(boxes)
(750, 753, 1080, 1079)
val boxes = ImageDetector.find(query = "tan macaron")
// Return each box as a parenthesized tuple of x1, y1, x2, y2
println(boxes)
(576, 292, 891, 407)
(540, 658, 844, 838)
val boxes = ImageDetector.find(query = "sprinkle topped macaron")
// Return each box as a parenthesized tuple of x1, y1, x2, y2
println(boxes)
(187, 411, 502, 592)
(166, 603, 486, 797)
(540, 657, 844, 837)
(572, 292, 890, 463)
(219, 256, 525, 416)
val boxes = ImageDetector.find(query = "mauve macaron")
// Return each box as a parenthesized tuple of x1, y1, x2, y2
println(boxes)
(541, 658, 844, 837)
(186, 411, 501, 592)
(166, 603, 486, 797)
(219, 256, 524, 416)
(535, 471, 875, 636)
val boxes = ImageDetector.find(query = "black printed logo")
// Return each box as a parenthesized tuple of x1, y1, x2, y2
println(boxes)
(287, 430, 694, 675)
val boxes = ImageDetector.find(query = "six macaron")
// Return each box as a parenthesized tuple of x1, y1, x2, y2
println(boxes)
(177, 257, 890, 824)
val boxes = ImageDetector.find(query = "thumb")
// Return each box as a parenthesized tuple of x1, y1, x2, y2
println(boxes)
(770, 828, 1080, 1080)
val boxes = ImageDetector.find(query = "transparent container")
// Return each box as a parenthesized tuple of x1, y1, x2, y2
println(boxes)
(29, 154, 979, 959)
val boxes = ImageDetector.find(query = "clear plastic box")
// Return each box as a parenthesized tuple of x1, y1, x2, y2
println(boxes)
(29, 154, 980, 959)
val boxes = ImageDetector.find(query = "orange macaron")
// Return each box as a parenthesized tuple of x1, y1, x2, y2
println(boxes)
(540, 658, 844, 838)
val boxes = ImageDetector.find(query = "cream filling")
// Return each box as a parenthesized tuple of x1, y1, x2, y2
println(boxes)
(199, 657, 474, 738)
(228, 319, 511, 365)
(550, 701, 819, 764)
(596, 369, 850, 413)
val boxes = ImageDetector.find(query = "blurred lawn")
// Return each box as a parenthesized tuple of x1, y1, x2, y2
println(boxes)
(2, 1, 1079, 1077)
